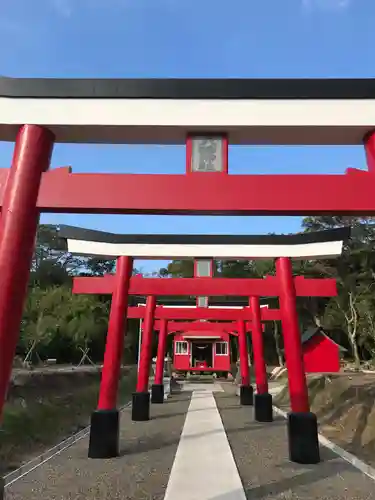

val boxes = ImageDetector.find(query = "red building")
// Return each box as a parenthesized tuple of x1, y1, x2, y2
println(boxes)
(173, 330, 231, 376)
(301, 327, 344, 373)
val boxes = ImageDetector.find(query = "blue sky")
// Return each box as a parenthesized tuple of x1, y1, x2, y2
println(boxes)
(0, 0, 373, 272)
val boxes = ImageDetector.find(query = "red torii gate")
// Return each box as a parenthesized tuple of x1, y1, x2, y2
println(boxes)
(142, 305, 271, 407)
(152, 319, 265, 394)
(73, 274, 336, 297)
(72, 267, 337, 457)
(133, 303, 273, 401)
(152, 320, 266, 333)
(157, 320, 266, 404)
(127, 305, 281, 321)
(0, 78, 365, 471)
(0, 165, 374, 215)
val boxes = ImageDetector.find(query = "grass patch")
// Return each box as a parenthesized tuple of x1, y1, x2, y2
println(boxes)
(0, 367, 137, 473)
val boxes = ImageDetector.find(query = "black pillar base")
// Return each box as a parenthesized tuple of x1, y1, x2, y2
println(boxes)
(151, 383, 164, 404)
(132, 391, 150, 421)
(88, 409, 119, 459)
(0, 476, 4, 500)
(254, 393, 273, 422)
(287, 411, 320, 464)
(240, 385, 254, 406)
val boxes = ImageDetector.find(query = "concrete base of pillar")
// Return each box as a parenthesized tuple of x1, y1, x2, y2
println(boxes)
(132, 391, 150, 421)
(88, 409, 119, 459)
(240, 385, 254, 406)
(287, 411, 320, 464)
(254, 393, 273, 422)
(151, 383, 164, 404)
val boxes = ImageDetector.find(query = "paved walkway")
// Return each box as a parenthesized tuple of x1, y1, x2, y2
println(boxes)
(4, 381, 375, 500)
(164, 382, 246, 500)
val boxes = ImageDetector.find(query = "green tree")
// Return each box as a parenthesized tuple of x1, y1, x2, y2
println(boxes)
(83, 258, 116, 276)
(30, 225, 83, 288)
(20, 285, 109, 365)
(62, 294, 108, 366)
(301, 215, 375, 367)
(20, 287, 65, 364)
(159, 260, 195, 277)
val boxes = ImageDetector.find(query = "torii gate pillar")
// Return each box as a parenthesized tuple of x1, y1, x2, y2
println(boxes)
(151, 318, 168, 403)
(132, 295, 156, 421)
(276, 257, 320, 464)
(88, 256, 133, 459)
(0, 125, 54, 421)
(237, 320, 253, 405)
(251, 296, 273, 422)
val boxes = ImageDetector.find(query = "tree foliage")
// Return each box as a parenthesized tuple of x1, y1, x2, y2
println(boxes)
(161, 216, 375, 368)
(17, 226, 112, 365)
(20, 219, 375, 369)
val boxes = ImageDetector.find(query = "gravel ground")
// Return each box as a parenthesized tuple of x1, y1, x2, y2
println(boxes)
(216, 384, 375, 500)
(275, 373, 375, 468)
(5, 392, 191, 500)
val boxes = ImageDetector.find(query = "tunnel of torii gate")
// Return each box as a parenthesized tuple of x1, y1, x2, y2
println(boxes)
(138, 305, 272, 392)
(58, 223, 348, 463)
(0, 76, 368, 482)
(134, 306, 273, 391)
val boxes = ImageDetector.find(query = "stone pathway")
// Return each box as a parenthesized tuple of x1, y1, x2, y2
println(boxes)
(164, 382, 246, 500)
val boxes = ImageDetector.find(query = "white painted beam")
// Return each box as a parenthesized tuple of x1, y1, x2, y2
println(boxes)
(67, 238, 344, 260)
(0, 97, 374, 144)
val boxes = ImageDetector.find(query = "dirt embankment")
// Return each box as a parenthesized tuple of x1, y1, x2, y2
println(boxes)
(1, 366, 137, 473)
(275, 373, 375, 467)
